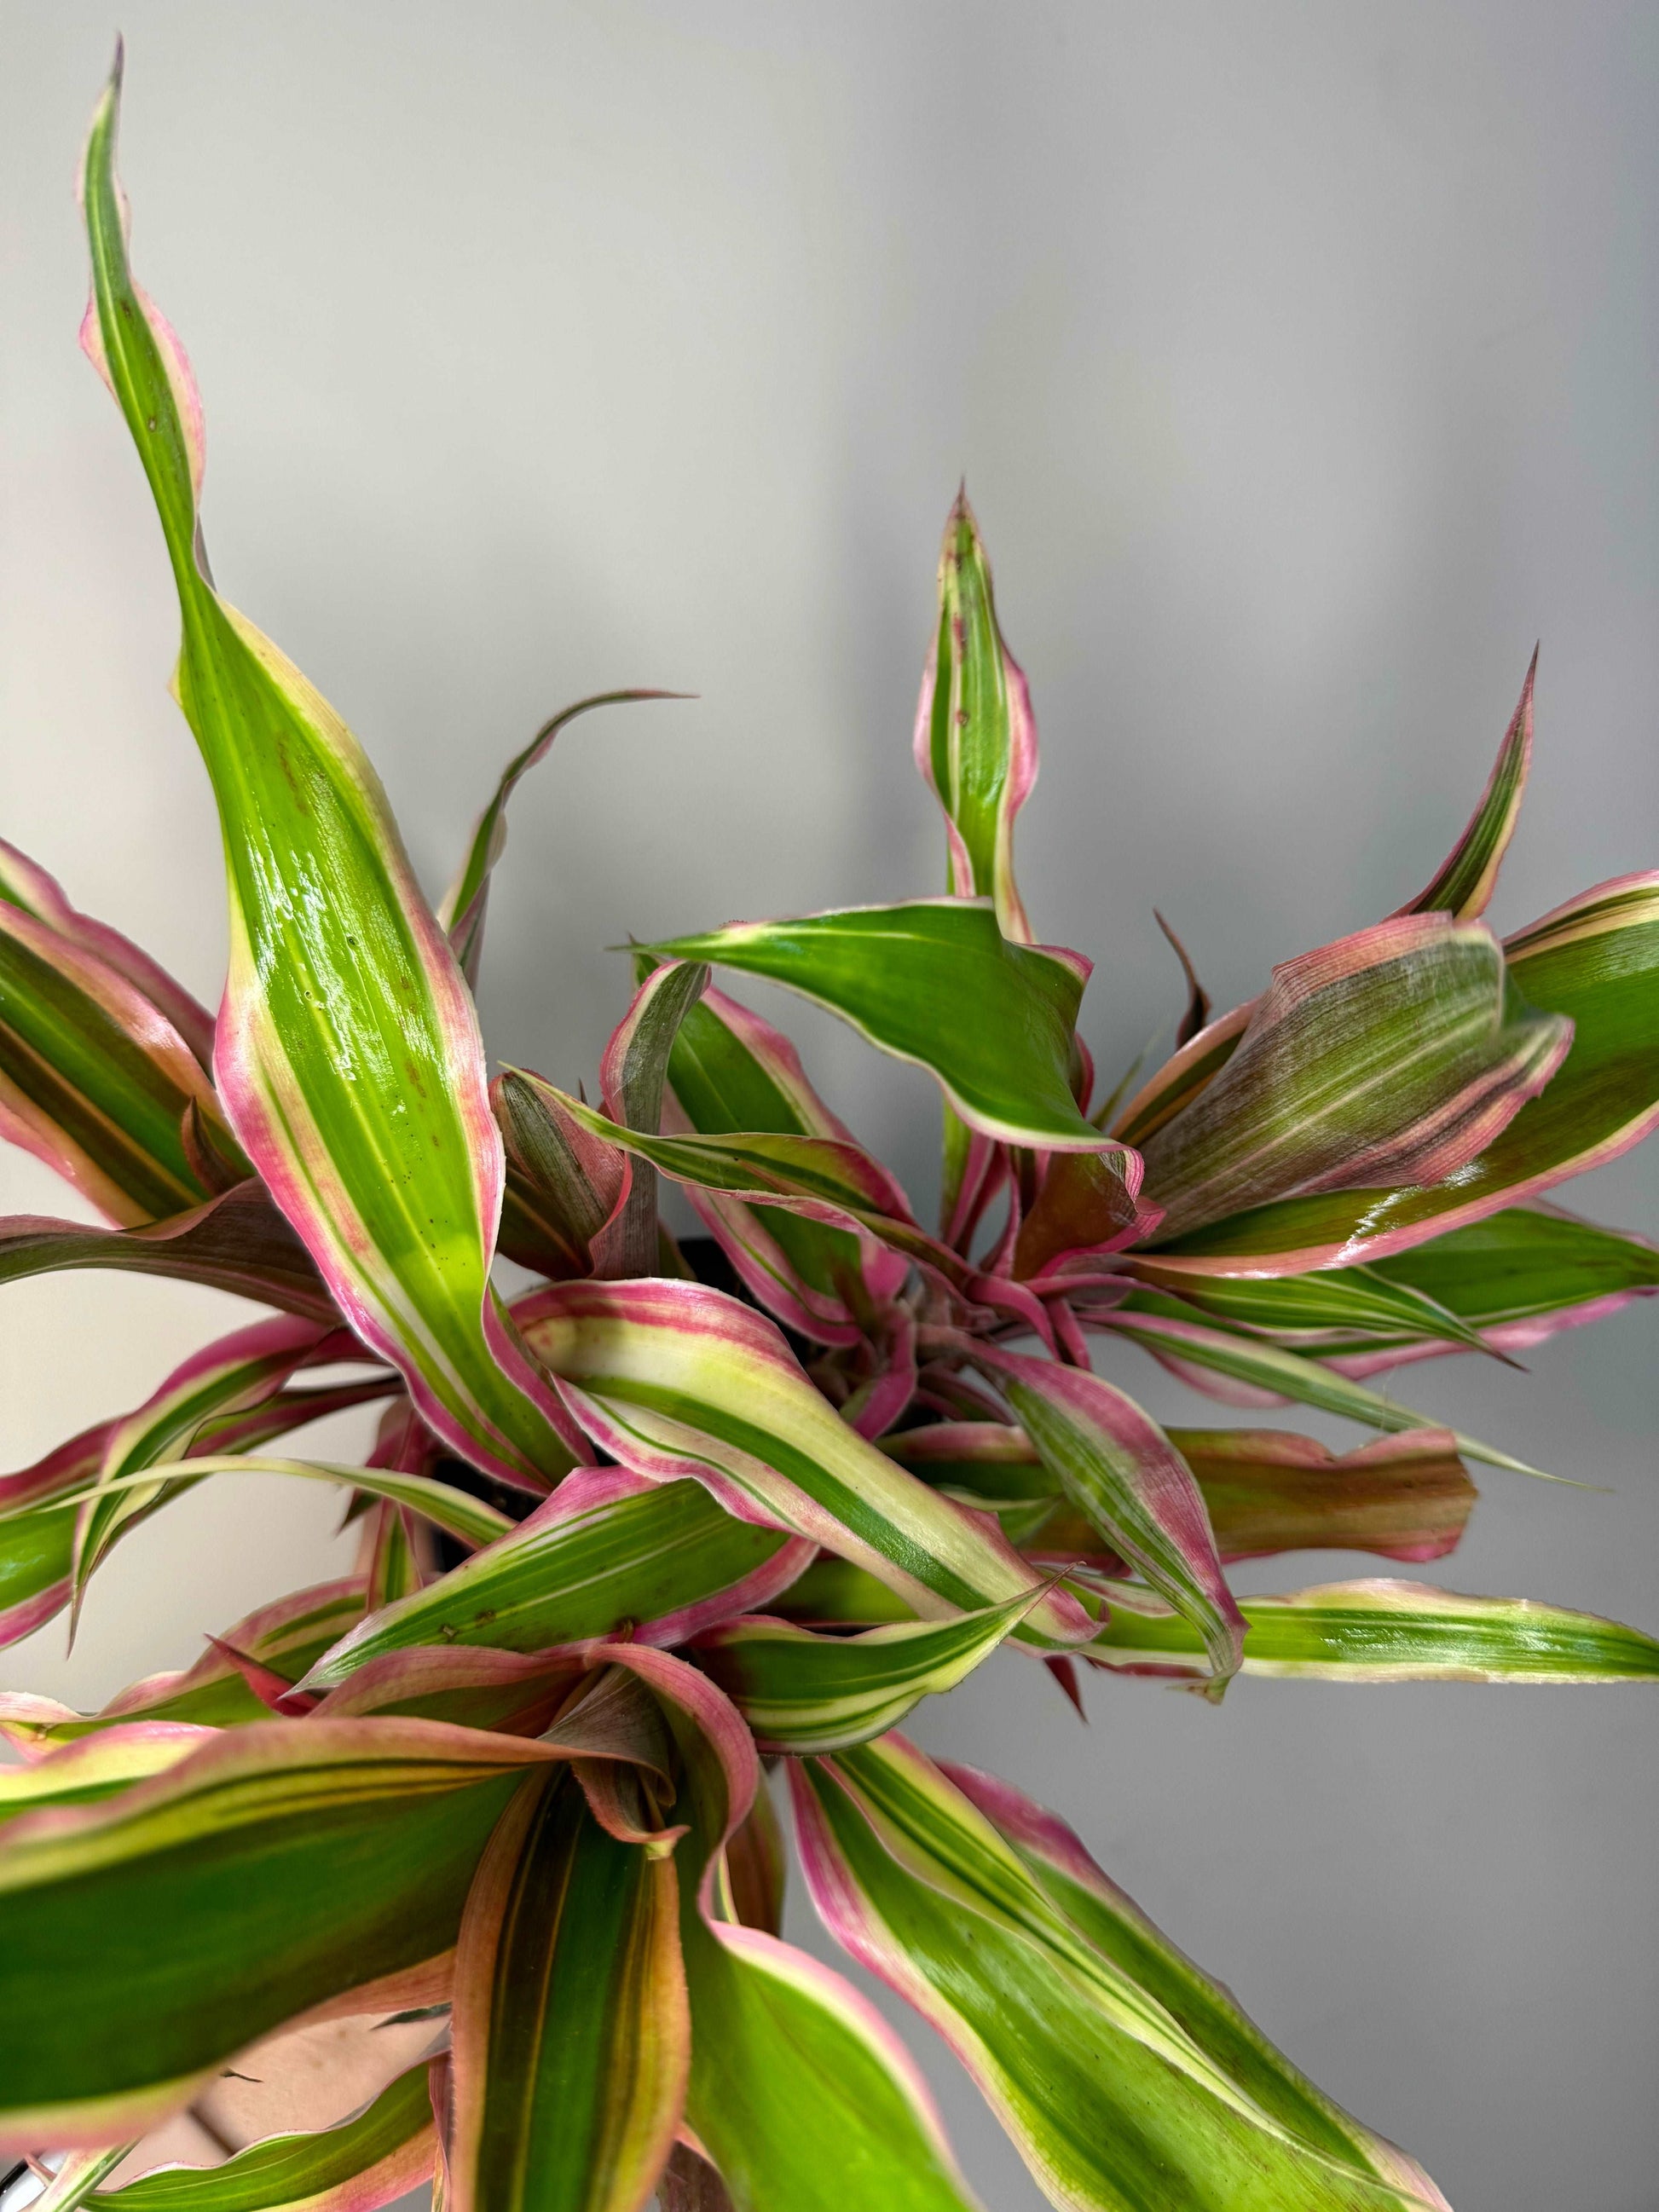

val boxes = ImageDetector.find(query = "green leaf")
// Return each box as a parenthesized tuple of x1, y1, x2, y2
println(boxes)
(1372, 1203, 1659, 1331)
(636, 902, 1107, 1151)
(515, 1278, 1090, 1649)
(493, 1072, 628, 1279)
(1084, 1578, 1659, 1682)
(301, 1467, 809, 1694)
(0, 868, 235, 1226)
(91, 2064, 436, 2211)
(0, 1718, 568, 2150)
(1088, 1302, 1555, 1480)
(448, 1772, 686, 2212)
(1138, 916, 1570, 1243)
(694, 1589, 1040, 1752)
(1148, 874, 1659, 1273)
(1393, 653, 1534, 920)
(1127, 1259, 1497, 1354)
(794, 1740, 1447, 2212)
(80, 62, 576, 1489)
(913, 490, 1038, 940)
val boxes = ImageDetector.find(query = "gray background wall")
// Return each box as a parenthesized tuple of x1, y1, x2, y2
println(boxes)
(1, 5, 1656, 2207)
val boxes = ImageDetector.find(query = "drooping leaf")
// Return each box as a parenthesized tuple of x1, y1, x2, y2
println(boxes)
(934, 1759, 1452, 2207)
(636, 902, 1108, 1151)
(448, 1771, 687, 2212)
(1147, 875, 1659, 1274)
(0, 887, 236, 1225)
(1137, 916, 1570, 1243)
(1084, 1578, 1659, 1683)
(0, 1718, 586, 2151)
(90, 2062, 436, 2211)
(793, 1739, 1447, 2212)
(1085, 1302, 1554, 1479)
(0, 1182, 337, 1320)
(302, 1464, 812, 1693)
(72, 1314, 344, 1614)
(883, 1421, 1478, 1568)
(440, 691, 677, 985)
(912, 488, 1038, 940)
(0, 836, 216, 1070)
(968, 1348, 1245, 1686)
(514, 1278, 1091, 1649)
(694, 1588, 1041, 1752)
(1392, 653, 1535, 921)
(81, 66, 578, 1488)
(0, 1579, 367, 1751)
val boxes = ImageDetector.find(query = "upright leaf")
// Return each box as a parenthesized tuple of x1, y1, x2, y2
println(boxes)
(912, 489, 1038, 940)
(448, 1771, 687, 2212)
(595, 959, 708, 1277)
(493, 1072, 628, 1279)
(637, 903, 1107, 1150)
(1392, 653, 1535, 920)
(81, 66, 577, 1488)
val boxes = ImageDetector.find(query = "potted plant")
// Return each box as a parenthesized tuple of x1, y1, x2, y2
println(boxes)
(1, 51, 1656, 2212)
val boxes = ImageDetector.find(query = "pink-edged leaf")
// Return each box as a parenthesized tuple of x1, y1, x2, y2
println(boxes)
(1138, 916, 1571, 1243)
(0, 889, 238, 1227)
(913, 488, 1038, 942)
(1009, 1144, 1156, 1280)
(968, 1345, 1246, 1685)
(1154, 910, 1213, 1049)
(794, 1739, 1449, 2212)
(81, 68, 581, 1491)
(440, 690, 680, 986)
(302, 1463, 813, 1693)
(492, 1071, 630, 1279)
(1108, 998, 1256, 1148)
(515, 1277, 1092, 1650)
(592, 958, 710, 1277)
(1145, 875, 1659, 1276)
(70, 1314, 352, 1614)
(0, 836, 215, 1069)
(1392, 652, 1535, 921)
(0, 1181, 337, 1320)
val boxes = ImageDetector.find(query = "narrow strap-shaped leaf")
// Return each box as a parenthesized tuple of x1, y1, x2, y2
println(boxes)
(793, 1740, 1446, 2212)
(1084, 1577, 1659, 1682)
(1153, 910, 1212, 1048)
(0, 892, 234, 1225)
(1147, 873, 1659, 1274)
(90, 2063, 436, 2211)
(912, 489, 1038, 940)
(302, 1464, 812, 1692)
(0, 1182, 337, 1320)
(1108, 999, 1255, 1148)
(694, 1589, 1040, 1751)
(1392, 652, 1535, 920)
(0, 1580, 367, 1751)
(0, 1725, 212, 1827)
(493, 1072, 629, 1279)
(656, 981, 903, 1340)
(441, 691, 677, 985)
(937, 1759, 1451, 2209)
(0, 1718, 590, 2151)
(595, 961, 708, 1277)
(81, 66, 578, 1489)
(448, 1772, 687, 2212)
(0, 835, 215, 1068)
(968, 1347, 1245, 1686)
(1086, 1303, 1555, 1479)
(72, 1315, 342, 1614)
(1138, 916, 1570, 1242)
(637, 901, 1109, 1151)
(1124, 1259, 1497, 1355)
(515, 1278, 1092, 1649)
(1370, 1202, 1659, 1333)
(29, 2145, 136, 2211)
